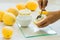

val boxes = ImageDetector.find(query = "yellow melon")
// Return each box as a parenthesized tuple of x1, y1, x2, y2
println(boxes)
(16, 3, 26, 10)
(2, 26, 13, 39)
(7, 8, 19, 16)
(26, 1, 38, 11)
(39, 11, 48, 15)
(42, 11, 48, 15)
(3, 12, 16, 26)
(0, 11, 5, 22)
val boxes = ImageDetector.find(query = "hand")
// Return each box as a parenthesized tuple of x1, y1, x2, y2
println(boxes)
(36, 11, 60, 28)
(38, 0, 48, 10)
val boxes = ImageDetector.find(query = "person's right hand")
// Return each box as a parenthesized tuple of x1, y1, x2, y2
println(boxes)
(38, 0, 48, 10)
(35, 11, 60, 28)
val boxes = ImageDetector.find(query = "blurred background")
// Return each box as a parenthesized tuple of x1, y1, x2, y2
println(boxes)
(0, 0, 60, 11)
(0, 0, 60, 4)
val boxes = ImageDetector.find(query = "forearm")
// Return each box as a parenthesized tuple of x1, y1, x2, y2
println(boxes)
(58, 11, 60, 19)
(47, 10, 60, 19)
(55, 10, 60, 19)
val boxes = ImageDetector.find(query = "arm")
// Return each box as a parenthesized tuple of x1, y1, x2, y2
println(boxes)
(36, 10, 60, 28)
(47, 10, 60, 19)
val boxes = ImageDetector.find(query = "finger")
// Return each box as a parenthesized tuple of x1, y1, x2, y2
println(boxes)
(38, 0, 42, 8)
(40, 21, 47, 26)
(43, 0, 48, 7)
(38, 22, 47, 28)
(38, 18, 48, 26)
(36, 19, 47, 27)
(41, 22, 50, 28)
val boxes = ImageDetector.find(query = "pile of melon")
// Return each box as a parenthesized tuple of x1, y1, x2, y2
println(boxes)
(0, 1, 38, 26)
(0, 1, 39, 39)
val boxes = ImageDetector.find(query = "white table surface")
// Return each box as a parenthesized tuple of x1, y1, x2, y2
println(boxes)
(0, 0, 60, 40)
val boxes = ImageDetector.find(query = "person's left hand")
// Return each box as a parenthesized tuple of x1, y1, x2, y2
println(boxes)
(35, 11, 60, 28)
